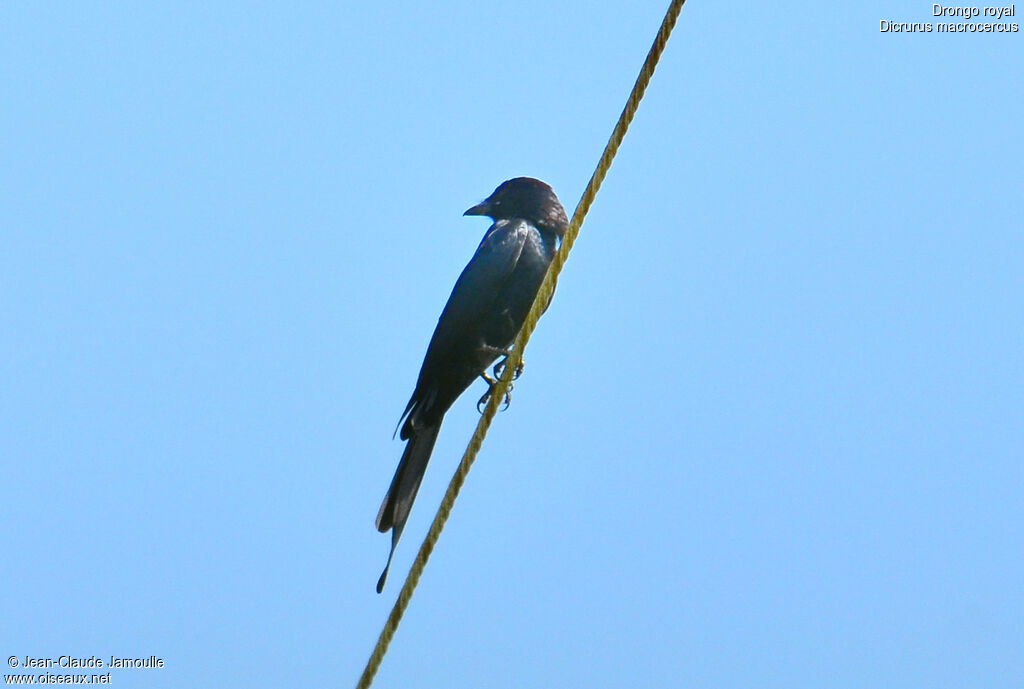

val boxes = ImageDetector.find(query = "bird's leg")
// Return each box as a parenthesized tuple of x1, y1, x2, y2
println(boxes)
(477, 347, 520, 413)
(480, 345, 525, 382)
(477, 371, 513, 413)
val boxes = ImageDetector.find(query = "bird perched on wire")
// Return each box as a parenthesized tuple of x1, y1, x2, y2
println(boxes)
(375, 177, 568, 593)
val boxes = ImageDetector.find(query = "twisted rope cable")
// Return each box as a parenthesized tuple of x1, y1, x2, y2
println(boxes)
(356, 1, 686, 686)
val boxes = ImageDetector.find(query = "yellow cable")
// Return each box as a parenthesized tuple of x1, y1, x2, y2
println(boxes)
(356, 1, 687, 685)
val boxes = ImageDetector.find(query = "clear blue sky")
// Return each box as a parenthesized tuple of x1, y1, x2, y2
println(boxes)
(2, 2, 1022, 687)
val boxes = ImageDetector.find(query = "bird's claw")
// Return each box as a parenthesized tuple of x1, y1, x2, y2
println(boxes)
(477, 372, 513, 413)
(492, 356, 524, 382)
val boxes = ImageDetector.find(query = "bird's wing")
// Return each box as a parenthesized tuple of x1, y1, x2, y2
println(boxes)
(420, 219, 530, 373)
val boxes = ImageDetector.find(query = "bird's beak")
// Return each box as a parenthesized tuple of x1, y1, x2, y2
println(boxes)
(463, 201, 490, 216)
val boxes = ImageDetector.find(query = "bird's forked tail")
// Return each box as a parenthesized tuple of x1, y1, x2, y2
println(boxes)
(375, 423, 441, 593)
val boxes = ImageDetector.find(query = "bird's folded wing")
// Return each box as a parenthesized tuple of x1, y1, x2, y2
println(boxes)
(420, 219, 530, 367)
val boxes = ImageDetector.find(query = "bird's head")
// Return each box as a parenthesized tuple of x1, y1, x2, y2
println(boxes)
(464, 177, 569, 236)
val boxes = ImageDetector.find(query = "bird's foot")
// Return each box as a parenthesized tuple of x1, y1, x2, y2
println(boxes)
(492, 356, 524, 382)
(477, 371, 513, 413)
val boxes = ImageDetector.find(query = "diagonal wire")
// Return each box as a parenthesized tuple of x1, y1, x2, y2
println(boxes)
(356, 1, 686, 686)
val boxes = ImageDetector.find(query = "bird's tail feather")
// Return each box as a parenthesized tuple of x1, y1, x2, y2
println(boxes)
(375, 422, 441, 593)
